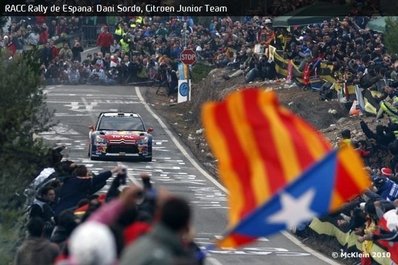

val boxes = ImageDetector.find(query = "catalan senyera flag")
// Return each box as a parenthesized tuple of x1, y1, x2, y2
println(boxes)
(201, 88, 370, 248)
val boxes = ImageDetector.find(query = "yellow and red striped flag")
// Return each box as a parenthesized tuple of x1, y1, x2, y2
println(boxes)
(201, 87, 370, 248)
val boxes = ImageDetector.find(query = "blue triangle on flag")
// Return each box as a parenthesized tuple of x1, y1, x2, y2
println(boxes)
(226, 150, 338, 238)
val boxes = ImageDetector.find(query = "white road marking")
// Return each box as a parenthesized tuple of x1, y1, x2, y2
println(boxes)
(48, 100, 140, 104)
(206, 257, 223, 265)
(55, 113, 91, 117)
(135, 86, 342, 265)
(135, 87, 226, 191)
(81, 97, 98, 125)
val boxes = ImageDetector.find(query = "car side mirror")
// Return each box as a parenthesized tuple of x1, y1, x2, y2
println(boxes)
(147, 127, 154, 133)
(89, 125, 95, 131)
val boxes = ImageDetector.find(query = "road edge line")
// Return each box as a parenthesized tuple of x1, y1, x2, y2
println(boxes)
(281, 231, 341, 265)
(135, 87, 342, 265)
(134, 87, 226, 192)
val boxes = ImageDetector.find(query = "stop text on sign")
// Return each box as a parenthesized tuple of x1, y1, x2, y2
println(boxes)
(180, 49, 197, 65)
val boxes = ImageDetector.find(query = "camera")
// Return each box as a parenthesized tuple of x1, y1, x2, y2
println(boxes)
(117, 168, 127, 185)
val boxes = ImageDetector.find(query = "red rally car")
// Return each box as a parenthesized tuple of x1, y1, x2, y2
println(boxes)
(88, 112, 153, 161)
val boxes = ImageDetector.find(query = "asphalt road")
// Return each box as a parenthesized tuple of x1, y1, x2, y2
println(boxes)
(41, 84, 340, 265)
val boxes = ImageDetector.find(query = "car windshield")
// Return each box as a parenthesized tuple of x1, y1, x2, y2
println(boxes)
(98, 116, 145, 131)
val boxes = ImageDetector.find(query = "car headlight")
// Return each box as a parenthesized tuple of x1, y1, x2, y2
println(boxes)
(95, 135, 107, 144)
(138, 136, 149, 144)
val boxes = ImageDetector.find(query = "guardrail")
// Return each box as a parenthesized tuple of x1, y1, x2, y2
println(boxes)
(81, 25, 100, 48)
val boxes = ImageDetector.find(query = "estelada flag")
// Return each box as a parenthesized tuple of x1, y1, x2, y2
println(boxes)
(201, 87, 370, 248)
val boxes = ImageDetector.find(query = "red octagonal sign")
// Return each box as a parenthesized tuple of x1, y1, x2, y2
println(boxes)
(180, 49, 197, 65)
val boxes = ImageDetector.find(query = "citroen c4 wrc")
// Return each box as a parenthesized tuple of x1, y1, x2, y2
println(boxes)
(88, 112, 153, 161)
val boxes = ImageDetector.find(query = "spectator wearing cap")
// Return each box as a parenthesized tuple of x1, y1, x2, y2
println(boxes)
(381, 166, 398, 184)
(381, 167, 393, 178)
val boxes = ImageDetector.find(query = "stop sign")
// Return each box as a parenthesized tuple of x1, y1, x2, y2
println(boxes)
(180, 49, 197, 65)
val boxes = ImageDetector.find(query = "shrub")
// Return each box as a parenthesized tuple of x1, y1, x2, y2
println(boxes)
(0, 49, 54, 261)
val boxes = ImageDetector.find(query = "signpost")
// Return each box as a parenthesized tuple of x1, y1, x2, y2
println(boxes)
(178, 49, 196, 103)
(180, 49, 197, 65)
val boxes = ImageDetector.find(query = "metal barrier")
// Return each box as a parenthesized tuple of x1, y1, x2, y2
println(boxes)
(81, 25, 100, 48)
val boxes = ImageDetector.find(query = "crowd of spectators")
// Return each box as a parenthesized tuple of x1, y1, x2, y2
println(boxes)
(1, 12, 395, 92)
(17, 147, 205, 265)
(0, 15, 285, 96)
(301, 13, 398, 258)
(3, 9, 398, 264)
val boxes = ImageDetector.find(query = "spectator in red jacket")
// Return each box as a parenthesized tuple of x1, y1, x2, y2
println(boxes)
(39, 24, 49, 45)
(97, 25, 113, 55)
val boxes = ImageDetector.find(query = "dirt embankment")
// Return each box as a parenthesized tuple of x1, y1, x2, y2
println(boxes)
(144, 68, 375, 176)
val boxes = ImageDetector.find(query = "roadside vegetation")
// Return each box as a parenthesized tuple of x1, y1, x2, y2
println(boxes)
(191, 62, 214, 83)
(0, 49, 54, 263)
(384, 17, 398, 55)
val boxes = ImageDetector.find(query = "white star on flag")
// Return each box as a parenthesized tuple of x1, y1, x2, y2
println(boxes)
(267, 189, 317, 229)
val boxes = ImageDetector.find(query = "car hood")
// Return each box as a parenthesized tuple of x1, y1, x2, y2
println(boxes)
(95, 131, 147, 141)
